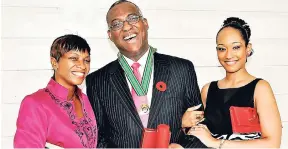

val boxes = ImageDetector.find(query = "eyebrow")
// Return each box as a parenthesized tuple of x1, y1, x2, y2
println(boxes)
(110, 18, 119, 23)
(217, 42, 242, 46)
(110, 14, 129, 23)
(70, 51, 90, 56)
(110, 13, 139, 23)
(232, 42, 242, 44)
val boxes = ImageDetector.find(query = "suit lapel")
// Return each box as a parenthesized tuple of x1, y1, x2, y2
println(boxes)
(148, 53, 171, 127)
(109, 61, 143, 129)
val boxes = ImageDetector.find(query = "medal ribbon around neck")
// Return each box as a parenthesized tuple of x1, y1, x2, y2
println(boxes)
(118, 46, 156, 96)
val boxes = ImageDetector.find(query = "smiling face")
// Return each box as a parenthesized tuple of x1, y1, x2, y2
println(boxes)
(107, 2, 149, 61)
(51, 50, 90, 88)
(216, 27, 252, 73)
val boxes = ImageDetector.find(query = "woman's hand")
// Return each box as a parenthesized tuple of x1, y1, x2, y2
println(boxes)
(187, 124, 218, 147)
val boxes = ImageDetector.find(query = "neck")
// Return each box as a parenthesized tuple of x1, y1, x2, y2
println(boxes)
(67, 86, 76, 100)
(224, 68, 250, 83)
(54, 76, 76, 100)
(130, 54, 144, 62)
(124, 45, 149, 62)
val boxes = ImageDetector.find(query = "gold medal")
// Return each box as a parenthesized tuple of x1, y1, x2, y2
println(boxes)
(141, 104, 149, 114)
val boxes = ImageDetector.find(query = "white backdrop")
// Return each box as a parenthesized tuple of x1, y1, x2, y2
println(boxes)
(1, 0, 288, 148)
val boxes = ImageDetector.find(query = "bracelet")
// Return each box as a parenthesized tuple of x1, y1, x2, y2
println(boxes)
(219, 139, 225, 149)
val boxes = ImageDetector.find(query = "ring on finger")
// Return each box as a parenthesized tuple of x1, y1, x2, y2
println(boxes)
(188, 127, 195, 135)
(196, 114, 202, 120)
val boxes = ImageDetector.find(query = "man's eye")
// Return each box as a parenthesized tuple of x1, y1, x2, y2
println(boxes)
(112, 21, 122, 27)
(128, 15, 139, 22)
(130, 16, 138, 20)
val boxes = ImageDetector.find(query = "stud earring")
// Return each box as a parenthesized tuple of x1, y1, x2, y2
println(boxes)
(53, 65, 58, 71)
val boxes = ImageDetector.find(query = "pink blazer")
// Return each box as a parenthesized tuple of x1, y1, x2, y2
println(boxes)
(14, 79, 97, 148)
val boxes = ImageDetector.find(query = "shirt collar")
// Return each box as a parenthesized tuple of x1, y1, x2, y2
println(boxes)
(46, 78, 82, 101)
(123, 46, 150, 67)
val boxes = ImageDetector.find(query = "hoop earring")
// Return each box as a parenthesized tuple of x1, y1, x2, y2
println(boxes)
(248, 49, 254, 57)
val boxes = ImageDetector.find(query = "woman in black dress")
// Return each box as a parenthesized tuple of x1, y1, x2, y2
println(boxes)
(172, 17, 282, 148)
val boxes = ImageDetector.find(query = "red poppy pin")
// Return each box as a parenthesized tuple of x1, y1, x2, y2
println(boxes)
(156, 81, 167, 92)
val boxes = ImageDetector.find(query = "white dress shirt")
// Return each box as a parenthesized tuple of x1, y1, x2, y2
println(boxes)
(123, 49, 154, 106)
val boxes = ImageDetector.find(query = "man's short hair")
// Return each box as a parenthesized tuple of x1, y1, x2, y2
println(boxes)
(106, 0, 143, 23)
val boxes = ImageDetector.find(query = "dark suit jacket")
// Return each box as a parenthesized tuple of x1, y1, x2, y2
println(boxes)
(86, 52, 207, 148)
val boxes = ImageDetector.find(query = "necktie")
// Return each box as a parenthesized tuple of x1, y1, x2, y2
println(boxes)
(131, 62, 149, 127)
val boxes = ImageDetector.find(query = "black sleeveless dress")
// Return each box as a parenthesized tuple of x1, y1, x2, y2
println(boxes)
(202, 78, 262, 140)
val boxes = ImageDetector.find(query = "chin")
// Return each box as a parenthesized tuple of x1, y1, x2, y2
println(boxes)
(225, 67, 241, 73)
(71, 79, 85, 86)
(124, 44, 142, 52)
(220, 62, 238, 72)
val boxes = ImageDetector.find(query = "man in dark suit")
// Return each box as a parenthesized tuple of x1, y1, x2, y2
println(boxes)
(86, 0, 206, 148)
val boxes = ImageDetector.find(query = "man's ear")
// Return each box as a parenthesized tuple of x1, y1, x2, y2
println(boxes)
(50, 57, 58, 71)
(107, 30, 112, 41)
(143, 18, 149, 30)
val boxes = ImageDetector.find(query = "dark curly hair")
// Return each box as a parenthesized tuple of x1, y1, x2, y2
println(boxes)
(217, 17, 251, 47)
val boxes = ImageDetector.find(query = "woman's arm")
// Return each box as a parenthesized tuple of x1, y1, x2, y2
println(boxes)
(209, 80, 282, 148)
(200, 83, 210, 109)
(14, 95, 48, 148)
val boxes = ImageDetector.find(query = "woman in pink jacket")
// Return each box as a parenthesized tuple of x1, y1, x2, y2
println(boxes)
(14, 34, 97, 148)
